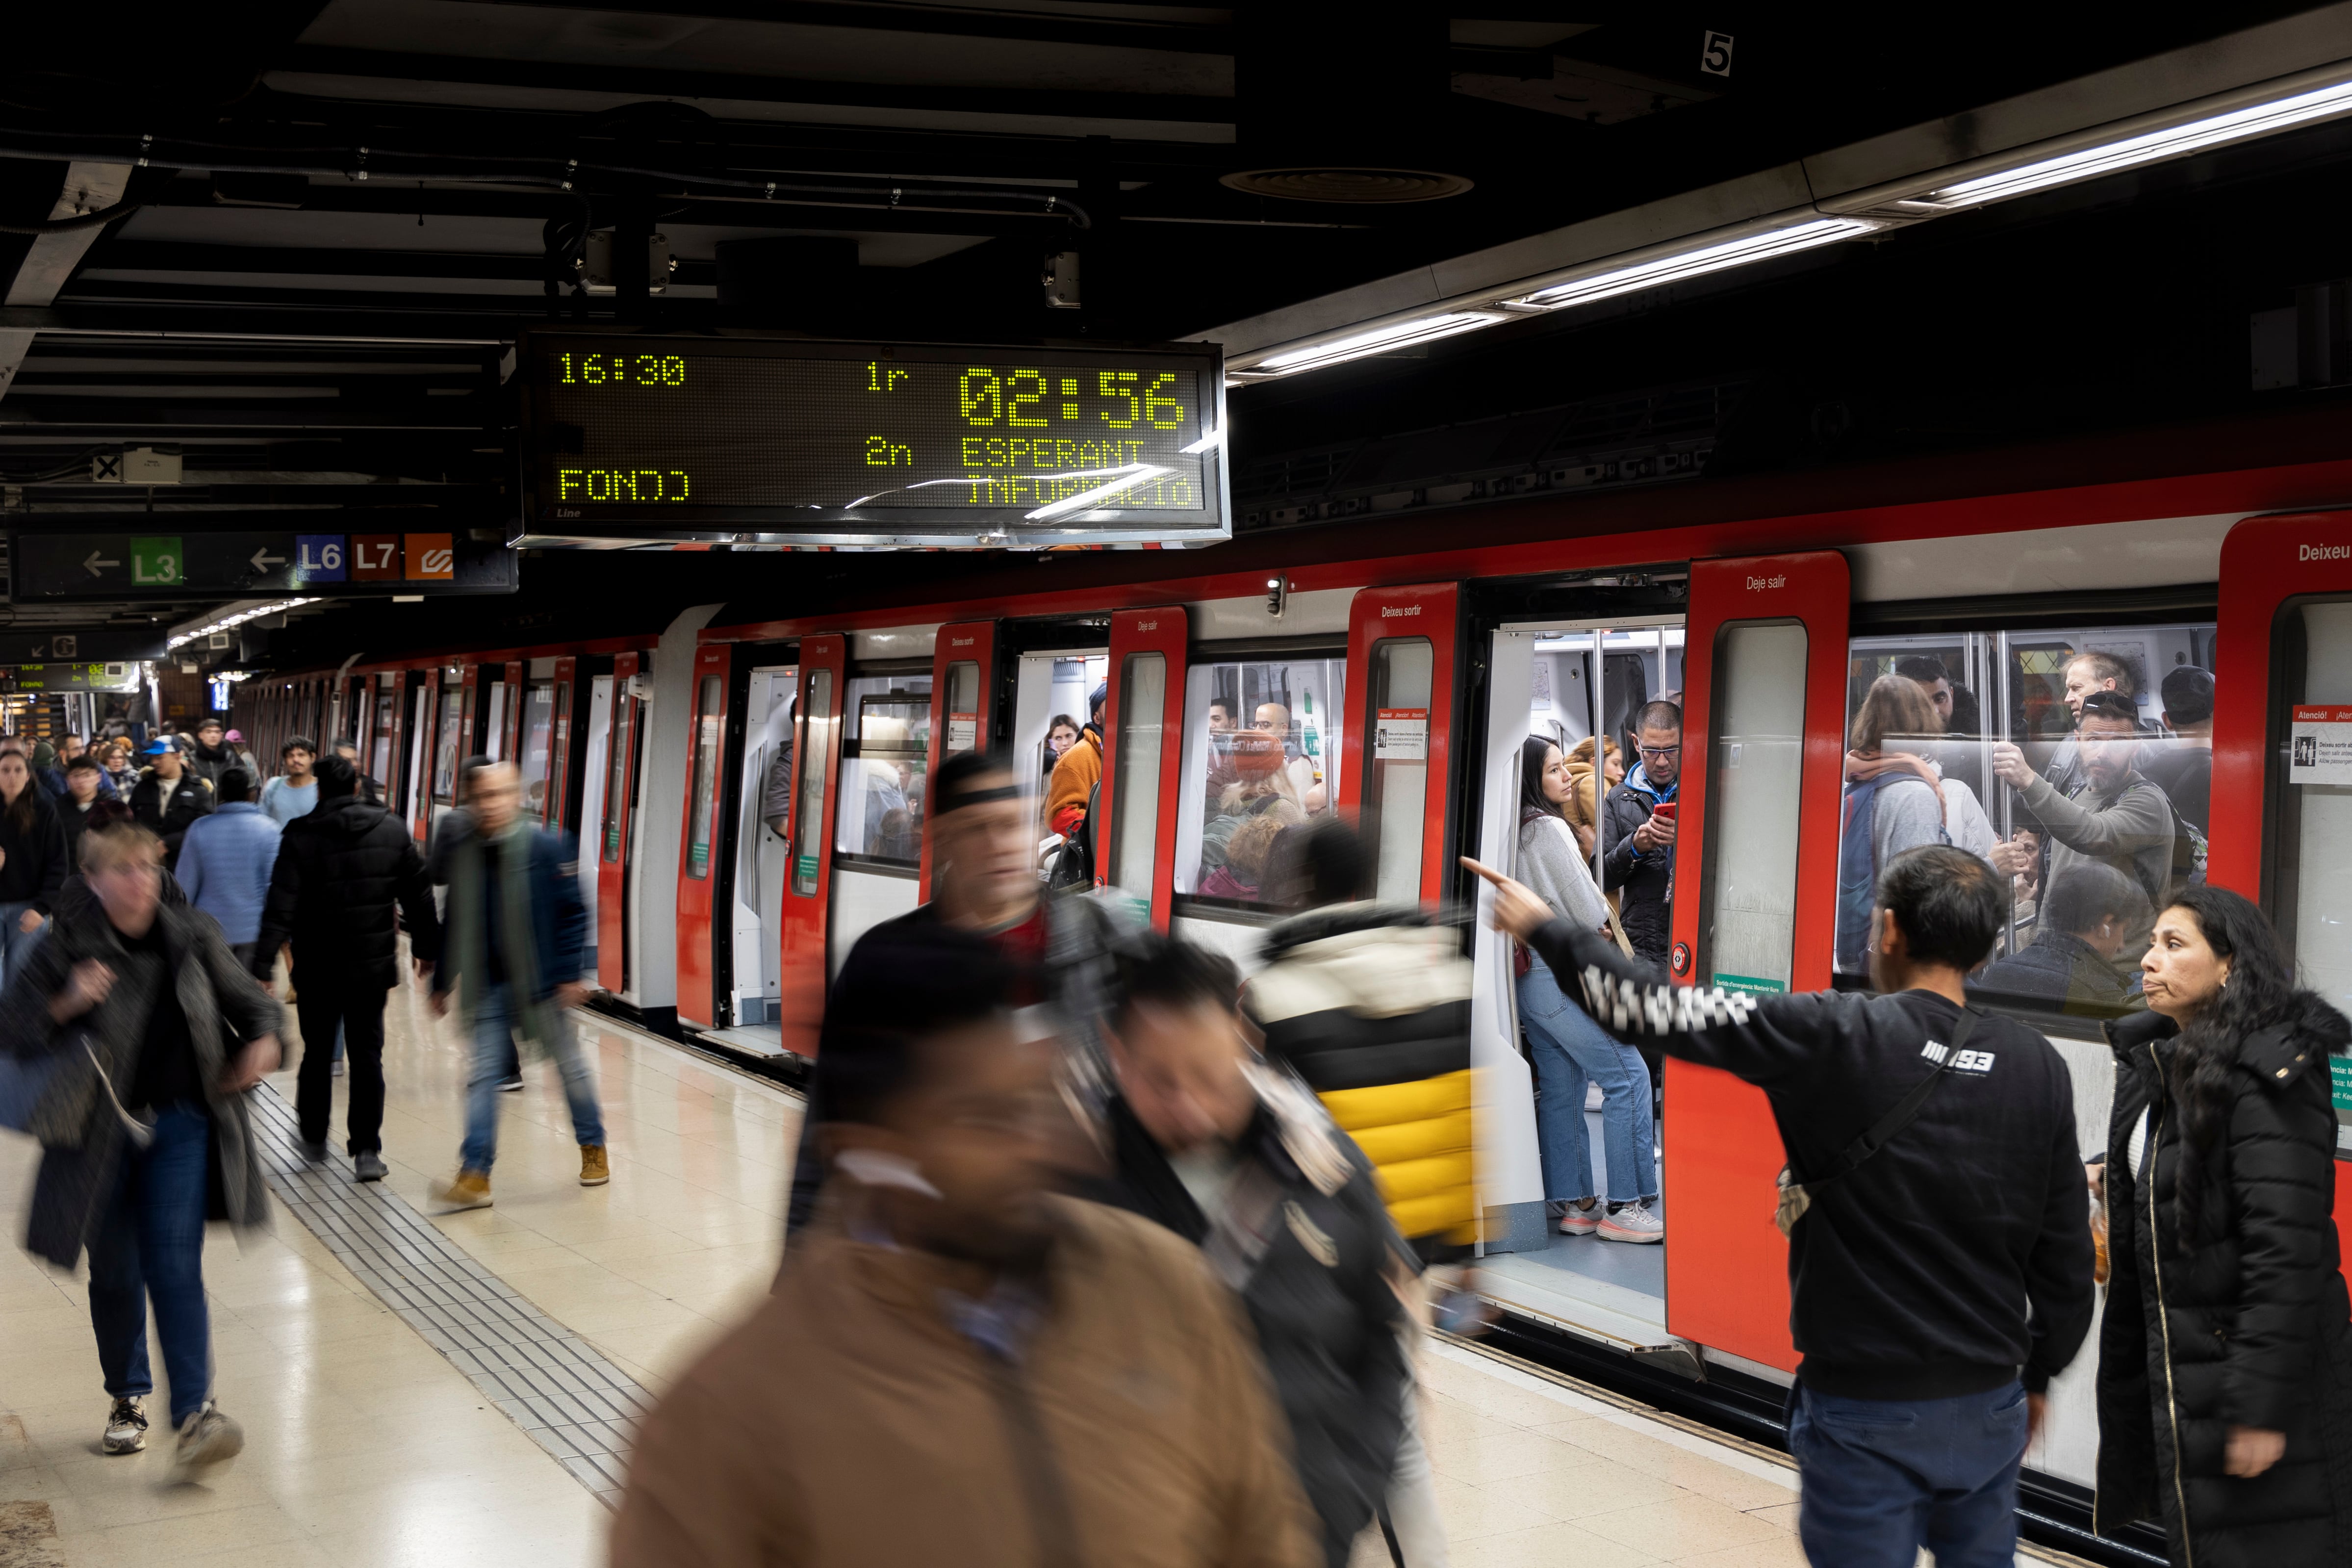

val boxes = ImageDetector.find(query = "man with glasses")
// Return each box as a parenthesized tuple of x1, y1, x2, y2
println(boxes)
(1599, 700, 1684, 967)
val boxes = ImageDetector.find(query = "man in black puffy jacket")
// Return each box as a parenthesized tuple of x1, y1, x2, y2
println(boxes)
(251, 754, 440, 1182)
(128, 739, 212, 870)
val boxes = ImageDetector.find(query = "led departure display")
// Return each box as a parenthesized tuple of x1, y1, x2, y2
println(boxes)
(520, 333, 1227, 545)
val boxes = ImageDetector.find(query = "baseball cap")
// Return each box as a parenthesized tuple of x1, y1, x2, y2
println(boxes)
(140, 738, 174, 756)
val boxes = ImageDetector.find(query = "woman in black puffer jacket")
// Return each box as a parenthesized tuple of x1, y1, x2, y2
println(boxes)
(2095, 885, 2352, 1566)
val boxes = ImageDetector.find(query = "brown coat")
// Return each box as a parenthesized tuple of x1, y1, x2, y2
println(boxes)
(612, 1196, 1322, 1568)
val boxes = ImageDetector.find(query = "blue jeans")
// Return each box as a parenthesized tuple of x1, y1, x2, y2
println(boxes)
(1517, 958, 1657, 1205)
(1786, 1380, 2029, 1568)
(87, 1104, 213, 1426)
(459, 983, 603, 1173)
(0, 900, 47, 993)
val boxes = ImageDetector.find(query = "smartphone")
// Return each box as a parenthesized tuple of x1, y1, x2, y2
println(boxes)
(1653, 802, 1677, 822)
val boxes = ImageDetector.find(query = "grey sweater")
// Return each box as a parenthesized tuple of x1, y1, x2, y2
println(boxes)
(1516, 813, 1613, 932)
(2018, 770, 2175, 908)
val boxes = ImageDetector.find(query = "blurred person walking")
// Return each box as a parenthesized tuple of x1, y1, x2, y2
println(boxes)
(331, 738, 382, 805)
(181, 719, 236, 793)
(429, 762, 597, 1208)
(2092, 887, 2352, 1565)
(250, 755, 438, 1182)
(100, 742, 135, 798)
(58, 755, 109, 869)
(1513, 736, 1658, 1241)
(0, 823, 281, 1477)
(1094, 933, 1409, 1568)
(427, 758, 519, 1092)
(128, 738, 212, 871)
(615, 925, 1320, 1568)
(30, 739, 63, 798)
(0, 746, 68, 990)
(1467, 845, 2096, 1568)
(168, 767, 281, 969)
(258, 736, 319, 826)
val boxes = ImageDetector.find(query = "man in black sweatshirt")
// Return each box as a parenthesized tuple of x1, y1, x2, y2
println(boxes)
(1466, 843, 2094, 1568)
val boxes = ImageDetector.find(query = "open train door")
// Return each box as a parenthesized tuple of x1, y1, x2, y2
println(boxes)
(777, 635, 846, 1058)
(1339, 584, 1460, 905)
(919, 620, 997, 900)
(2212, 513, 2352, 1252)
(1095, 608, 1188, 930)
(595, 652, 645, 998)
(675, 642, 733, 1032)
(1662, 550, 1850, 1372)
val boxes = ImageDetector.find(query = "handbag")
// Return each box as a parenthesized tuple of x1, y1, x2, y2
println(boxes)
(0, 1046, 66, 1134)
(1774, 1005, 1976, 1237)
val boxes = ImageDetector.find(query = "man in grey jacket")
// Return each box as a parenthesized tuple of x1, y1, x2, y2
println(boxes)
(1991, 689, 2176, 913)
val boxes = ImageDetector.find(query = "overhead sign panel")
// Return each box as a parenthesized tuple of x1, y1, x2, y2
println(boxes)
(518, 331, 1229, 546)
(9, 530, 515, 602)
(0, 662, 144, 694)
(0, 629, 168, 663)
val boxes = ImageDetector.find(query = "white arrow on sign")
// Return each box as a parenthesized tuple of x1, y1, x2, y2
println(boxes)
(250, 547, 286, 573)
(83, 551, 121, 577)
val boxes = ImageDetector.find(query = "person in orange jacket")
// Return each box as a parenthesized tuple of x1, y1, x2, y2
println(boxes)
(1045, 682, 1106, 840)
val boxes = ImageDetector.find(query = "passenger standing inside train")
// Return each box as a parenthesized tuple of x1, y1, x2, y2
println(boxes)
(173, 768, 281, 970)
(430, 762, 600, 1207)
(0, 823, 281, 1478)
(1045, 681, 1106, 841)
(786, 748, 1128, 1237)
(1992, 690, 2178, 913)
(1598, 700, 1681, 966)
(0, 747, 67, 991)
(1514, 736, 1659, 1241)
(1561, 735, 1620, 860)
(1836, 675, 2003, 974)
(1466, 845, 2095, 1568)
(259, 736, 319, 826)
(128, 738, 211, 873)
(251, 755, 439, 1183)
(617, 926, 1320, 1568)
(1970, 864, 2149, 1016)
(1253, 701, 1319, 803)
(1089, 934, 1407, 1568)
(2138, 664, 2214, 838)
(2092, 887, 2352, 1565)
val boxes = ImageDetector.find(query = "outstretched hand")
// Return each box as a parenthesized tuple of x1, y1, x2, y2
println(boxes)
(1459, 858, 1551, 942)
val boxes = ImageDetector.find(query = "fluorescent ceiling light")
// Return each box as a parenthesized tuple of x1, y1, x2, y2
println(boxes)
(1024, 463, 1173, 521)
(1923, 75, 2352, 207)
(1505, 217, 1879, 310)
(1254, 311, 1506, 376)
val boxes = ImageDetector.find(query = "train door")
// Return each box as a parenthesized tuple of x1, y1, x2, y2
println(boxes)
(722, 658, 797, 1052)
(514, 662, 557, 823)
(920, 621, 997, 899)
(1097, 608, 1189, 930)
(2214, 512, 2352, 1232)
(777, 637, 845, 1058)
(500, 660, 527, 762)
(1465, 604, 1685, 1346)
(1338, 585, 1460, 905)
(406, 676, 434, 841)
(675, 643, 732, 1033)
(828, 652, 934, 967)
(457, 665, 481, 768)
(545, 658, 581, 833)
(1011, 646, 1107, 815)
(369, 673, 401, 809)
(578, 672, 613, 980)
(596, 652, 645, 999)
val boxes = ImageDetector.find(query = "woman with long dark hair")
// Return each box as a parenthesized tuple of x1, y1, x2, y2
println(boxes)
(0, 747, 67, 988)
(1512, 735, 1661, 1242)
(2096, 885, 2352, 1564)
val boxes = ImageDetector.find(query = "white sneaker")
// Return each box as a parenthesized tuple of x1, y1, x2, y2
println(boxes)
(102, 1395, 148, 1454)
(1598, 1200, 1665, 1244)
(169, 1400, 243, 1482)
(1557, 1199, 1601, 1236)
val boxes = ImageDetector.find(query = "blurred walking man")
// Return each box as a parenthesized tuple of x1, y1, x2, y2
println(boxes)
(614, 924, 1319, 1568)
(1468, 845, 2093, 1568)
(175, 768, 281, 969)
(251, 755, 439, 1182)
(430, 763, 600, 1207)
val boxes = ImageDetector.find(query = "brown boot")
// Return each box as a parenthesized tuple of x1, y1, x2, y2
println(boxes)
(435, 1169, 492, 1210)
(579, 1145, 610, 1187)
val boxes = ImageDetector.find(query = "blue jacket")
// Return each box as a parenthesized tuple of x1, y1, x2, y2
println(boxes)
(431, 825, 588, 1006)
(175, 802, 282, 946)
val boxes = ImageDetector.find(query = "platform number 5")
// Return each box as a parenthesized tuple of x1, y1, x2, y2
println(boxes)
(1700, 30, 1733, 77)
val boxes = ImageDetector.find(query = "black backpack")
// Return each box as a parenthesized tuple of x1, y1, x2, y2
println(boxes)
(1047, 779, 1099, 892)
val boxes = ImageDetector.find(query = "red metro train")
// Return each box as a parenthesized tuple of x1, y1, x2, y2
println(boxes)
(240, 423, 2352, 1509)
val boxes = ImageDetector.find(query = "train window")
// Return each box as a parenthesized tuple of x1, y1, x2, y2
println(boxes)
(2268, 597, 2352, 1150)
(686, 674, 723, 879)
(835, 673, 931, 866)
(1363, 638, 1433, 901)
(1106, 652, 1167, 910)
(1700, 622, 1806, 996)
(792, 670, 833, 896)
(484, 681, 508, 762)
(1173, 652, 1344, 910)
(1840, 619, 2216, 1023)
(547, 680, 572, 826)
(943, 661, 979, 755)
(431, 683, 463, 802)
(370, 689, 396, 798)
(602, 689, 636, 865)
(516, 683, 556, 823)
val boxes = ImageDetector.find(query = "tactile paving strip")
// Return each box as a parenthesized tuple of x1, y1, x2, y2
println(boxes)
(249, 1082, 646, 1508)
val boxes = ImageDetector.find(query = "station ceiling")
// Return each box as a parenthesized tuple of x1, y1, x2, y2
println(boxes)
(0, 4, 2345, 651)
